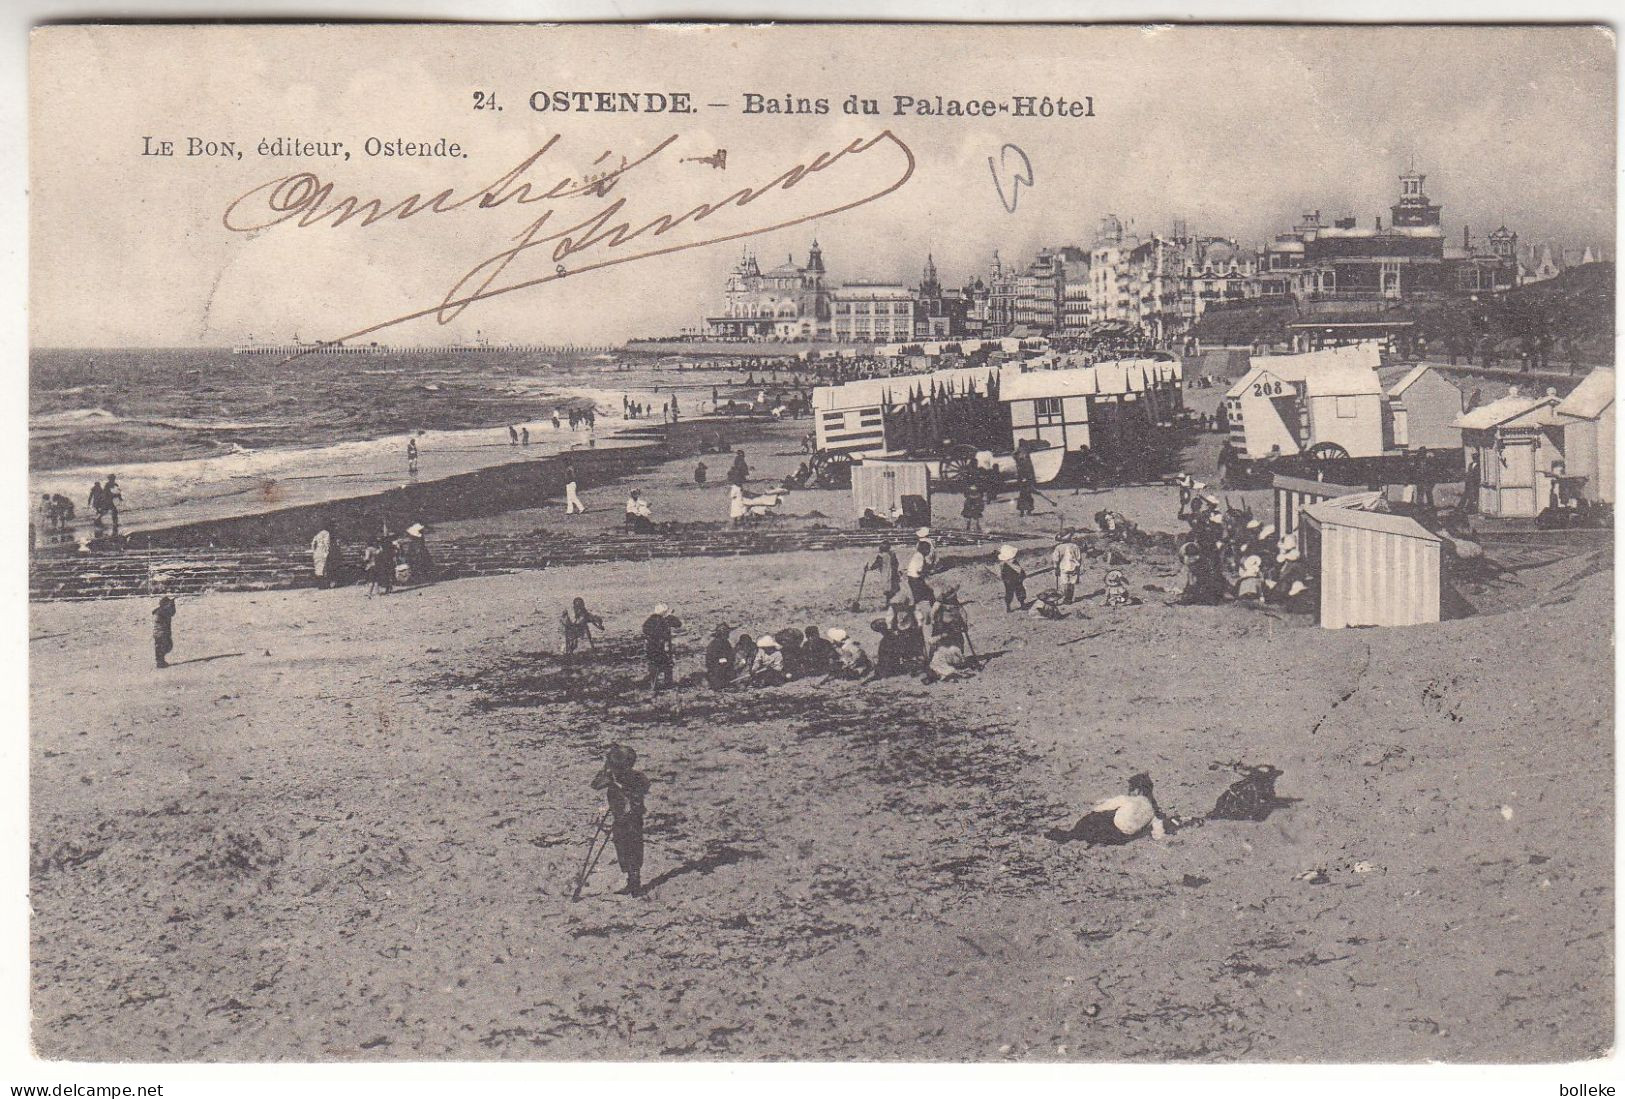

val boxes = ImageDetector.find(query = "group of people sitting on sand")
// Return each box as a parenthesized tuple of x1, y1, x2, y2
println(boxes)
(704, 622, 874, 688)
(1174, 474, 1313, 611)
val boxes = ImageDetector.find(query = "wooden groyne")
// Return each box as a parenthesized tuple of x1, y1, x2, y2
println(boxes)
(30, 527, 1003, 602)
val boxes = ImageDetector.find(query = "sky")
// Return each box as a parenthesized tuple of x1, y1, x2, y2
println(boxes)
(29, 23, 1616, 348)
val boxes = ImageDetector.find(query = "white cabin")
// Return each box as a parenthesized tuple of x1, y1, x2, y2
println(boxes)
(1225, 342, 1387, 459)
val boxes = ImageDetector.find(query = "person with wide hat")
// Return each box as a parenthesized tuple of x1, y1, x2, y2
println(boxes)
(749, 634, 786, 686)
(825, 627, 872, 681)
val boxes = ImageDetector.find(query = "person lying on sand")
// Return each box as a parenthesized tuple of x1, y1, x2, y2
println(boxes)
(1028, 589, 1068, 620)
(1048, 773, 1169, 846)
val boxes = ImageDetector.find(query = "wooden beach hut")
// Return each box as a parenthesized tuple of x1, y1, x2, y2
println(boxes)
(1454, 387, 1566, 518)
(1271, 473, 1366, 538)
(1300, 501, 1442, 629)
(1385, 365, 1463, 450)
(1555, 367, 1615, 505)
(851, 459, 930, 521)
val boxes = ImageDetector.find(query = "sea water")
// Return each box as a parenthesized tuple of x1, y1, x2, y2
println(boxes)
(30, 348, 772, 533)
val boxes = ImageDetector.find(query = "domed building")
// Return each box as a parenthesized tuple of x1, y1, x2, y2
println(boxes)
(706, 241, 831, 340)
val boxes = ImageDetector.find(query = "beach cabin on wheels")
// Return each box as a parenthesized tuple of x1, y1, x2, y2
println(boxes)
(1001, 356, 1184, 457)
(1225, 343, 1387, 460)
(812, 366, 1002, 459)
(1385, 365, 1463, 450)
(1454, 387, 1566, 518)
(1300, 500, 1442, 629)
(1555, 367, 1615, 505)
(1271, 473, 1366, 538)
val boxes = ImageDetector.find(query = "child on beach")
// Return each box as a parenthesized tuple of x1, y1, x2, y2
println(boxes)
(1028, 589, 1068, 620)
(560, 597, 604, 661)
(1103, 567, 1138, 607)
(997, 545, 1028, 611)
(152, 596, 176, 668)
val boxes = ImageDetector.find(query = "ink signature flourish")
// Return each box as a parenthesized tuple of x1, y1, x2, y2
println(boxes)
(988, 143, 1033, 213)
(220, 131, 917, 355)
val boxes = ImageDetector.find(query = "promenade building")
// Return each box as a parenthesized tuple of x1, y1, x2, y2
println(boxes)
(830, 283, 915, 342)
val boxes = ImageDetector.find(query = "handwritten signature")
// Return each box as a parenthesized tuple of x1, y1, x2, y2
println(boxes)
(988, 143, 1034, 213)
(221, 131, 916, 353)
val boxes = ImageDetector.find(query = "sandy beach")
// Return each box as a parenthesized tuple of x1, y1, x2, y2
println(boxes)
(29, 431, 1613, 1061)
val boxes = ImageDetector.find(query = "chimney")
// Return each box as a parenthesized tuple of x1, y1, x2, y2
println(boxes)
(1376, 216, 1383, 231)
(1464, 226, 1471, 248)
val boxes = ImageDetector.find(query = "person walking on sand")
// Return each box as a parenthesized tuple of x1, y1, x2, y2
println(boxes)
(509, 425, 520, 446)
(864, 541, 901, 607)
(521, 426, 531, 446)
(406, 437, 419, 475)
(310, 520, 336, 589)
(641, 603, 681, 694)
(101, 474, 123, 533)
(151, 595, 177, 668)
(88, 480, 108, 530)
(552, 409, 562, 431)
(728, 449, 750, 489)
(560, 597, 604, 663)
(998, 544, 1028, 611)
(591, 744, 650, 896)
(563, 461, 585, 515)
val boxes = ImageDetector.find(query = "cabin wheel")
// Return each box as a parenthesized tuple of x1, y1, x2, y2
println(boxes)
(938, 454, 976, 490)
(1306, 442, 1349, 462)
